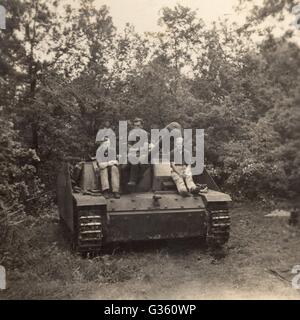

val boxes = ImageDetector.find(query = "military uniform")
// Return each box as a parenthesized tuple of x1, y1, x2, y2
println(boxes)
(96, 143, 120, 198)
(127, 118, 151, 190)
(170, 147, 198, 196)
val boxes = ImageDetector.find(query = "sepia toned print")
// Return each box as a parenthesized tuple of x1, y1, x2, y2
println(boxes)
(0, 0, 300, 300)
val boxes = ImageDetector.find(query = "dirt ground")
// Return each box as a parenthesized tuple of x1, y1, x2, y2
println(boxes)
(1, 201, 300, 300)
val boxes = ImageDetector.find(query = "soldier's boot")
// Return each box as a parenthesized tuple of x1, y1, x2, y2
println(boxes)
(113, 192, 120, 199)
(190, 185, 201, 194)
(102, 190, 110, 199)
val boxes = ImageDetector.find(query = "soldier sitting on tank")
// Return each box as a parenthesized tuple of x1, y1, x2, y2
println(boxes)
(96, 136, 120, 199)
(127, 117, 151, 192)
(170, 134, 201, 197)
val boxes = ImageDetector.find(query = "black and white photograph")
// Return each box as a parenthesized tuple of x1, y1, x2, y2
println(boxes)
(0, 0, 300, 301)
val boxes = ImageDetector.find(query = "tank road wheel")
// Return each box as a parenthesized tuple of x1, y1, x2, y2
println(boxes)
(76, 214, 104, 257)
(206, 203, 230, 248)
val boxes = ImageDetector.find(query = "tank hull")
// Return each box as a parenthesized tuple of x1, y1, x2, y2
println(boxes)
(57, 162, 231, 253)
(107, 208, 207, 242)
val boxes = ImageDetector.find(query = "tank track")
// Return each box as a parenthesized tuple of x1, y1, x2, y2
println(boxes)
(206, 203, 230, 247)
(74, 214, 103, 254)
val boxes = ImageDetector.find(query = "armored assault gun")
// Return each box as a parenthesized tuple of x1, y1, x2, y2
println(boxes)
(57, 124, 231, 254)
